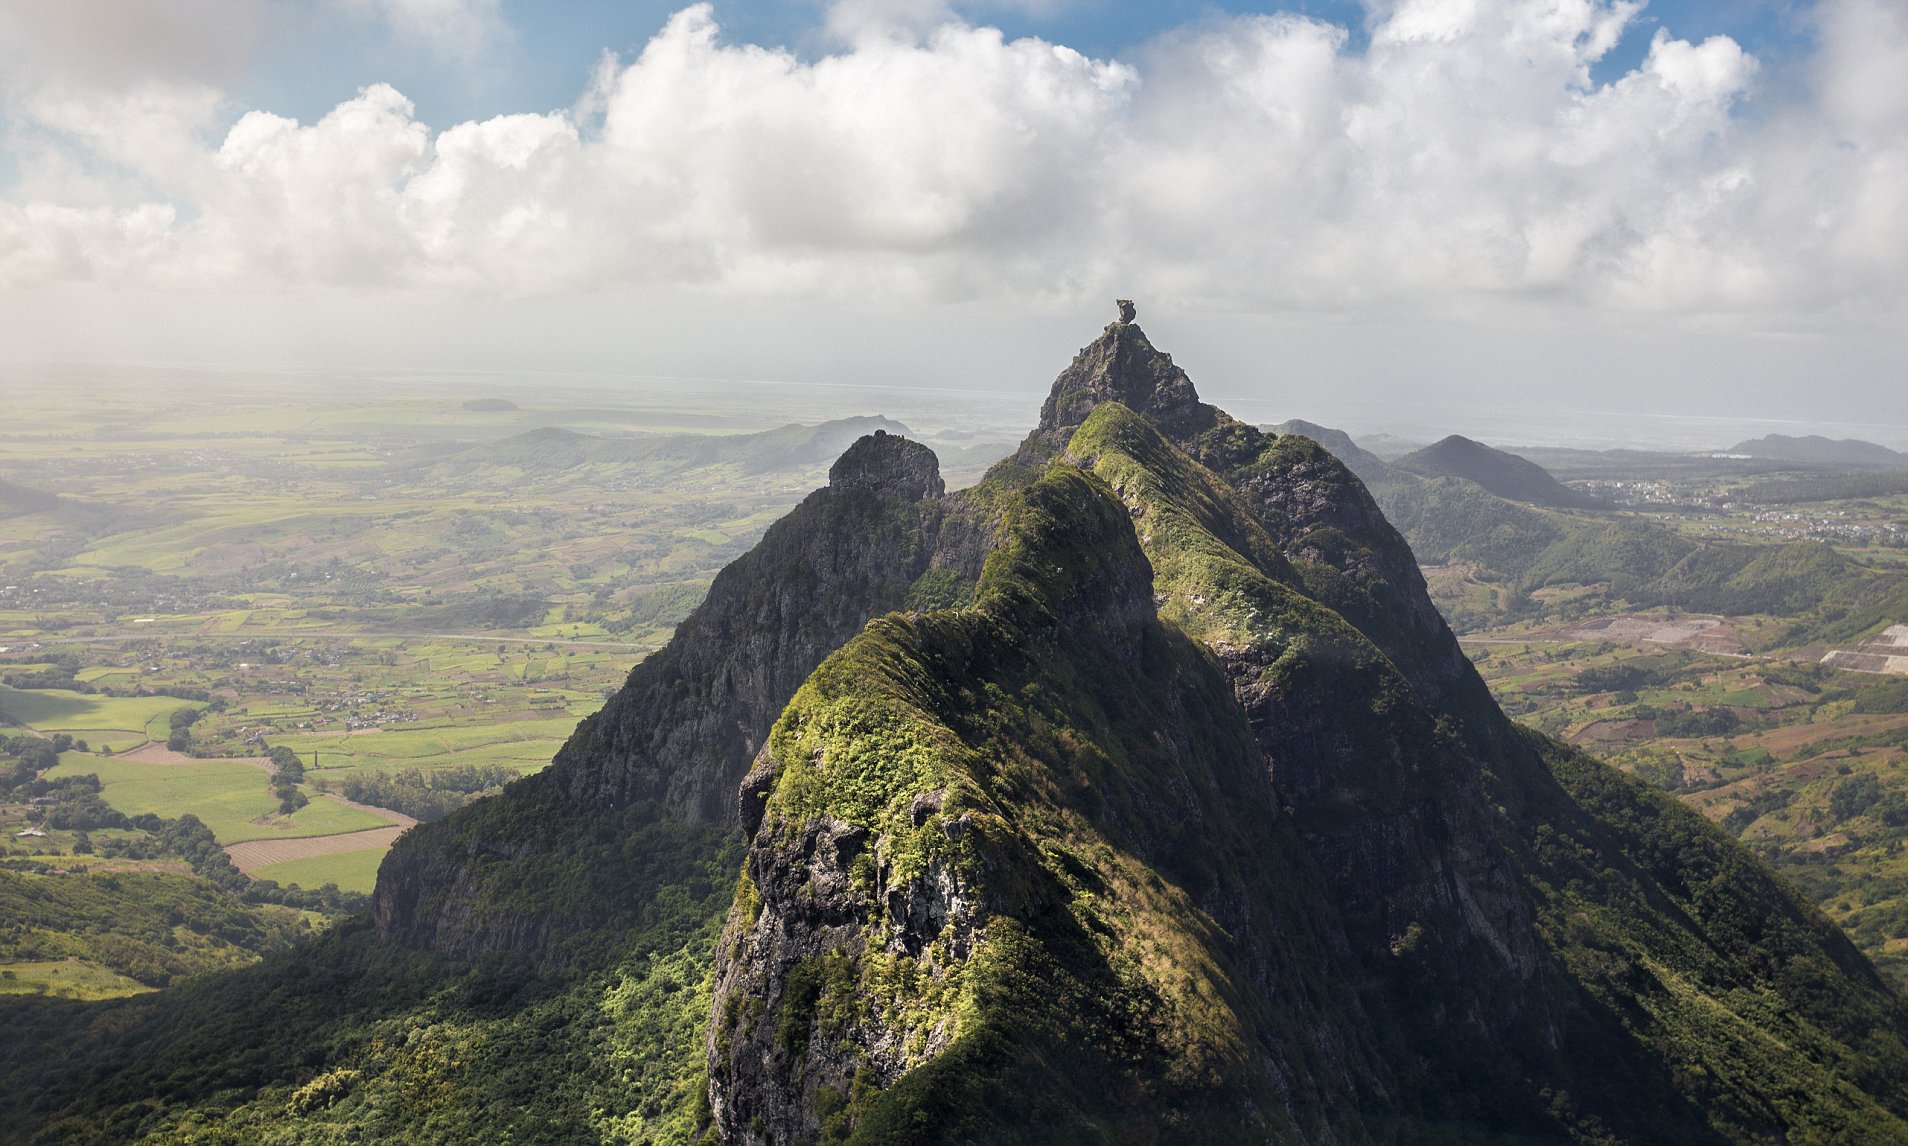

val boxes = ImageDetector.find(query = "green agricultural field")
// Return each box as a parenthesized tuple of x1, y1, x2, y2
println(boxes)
(44, 752, 394, 844)
(250, 849, 386, 895)
(0, 685, 187, 744)
(253, 717, 585, 780)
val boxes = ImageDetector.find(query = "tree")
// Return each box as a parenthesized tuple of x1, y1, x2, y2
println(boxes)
(1830, 773, 1884, 822)
(267, 745, 304, 783)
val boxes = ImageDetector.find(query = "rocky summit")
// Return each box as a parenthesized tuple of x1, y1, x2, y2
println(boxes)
(10, 321, 1908, 1145)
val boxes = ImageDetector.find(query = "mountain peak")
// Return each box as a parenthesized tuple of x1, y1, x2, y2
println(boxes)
(1397, 433, 1589, 507)
(827, 429, 944, 500)
(1036, 321, 1206, 442)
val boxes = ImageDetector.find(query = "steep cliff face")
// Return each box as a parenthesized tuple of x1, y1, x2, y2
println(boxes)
(548, 430, 949, 820)
(375, 430, 975, 957)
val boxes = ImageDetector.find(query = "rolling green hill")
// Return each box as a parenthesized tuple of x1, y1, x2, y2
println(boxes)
(1268, 418, 1908, 644)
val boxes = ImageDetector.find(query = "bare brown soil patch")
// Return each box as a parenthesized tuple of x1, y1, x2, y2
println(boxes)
(1569, 720, 1640, 745)
(1753, 714, 1908, 755)
(1820, 623, 1908, 675)
(1560, 613, 1744, 654)
(224, 823, 409, 872)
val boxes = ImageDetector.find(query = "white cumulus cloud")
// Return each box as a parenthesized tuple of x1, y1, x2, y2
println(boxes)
(0, 0, 1905, 331)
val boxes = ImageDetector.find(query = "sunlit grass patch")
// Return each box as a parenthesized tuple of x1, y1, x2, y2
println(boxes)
(0, 959, 153, 1001)
(251, 848, 386, 895)
(0, 684, 188, 743)
(45, 752, 393, 844)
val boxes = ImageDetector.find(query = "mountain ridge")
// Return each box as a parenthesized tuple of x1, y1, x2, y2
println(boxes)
(1726, 433, 1908, 468)
(6, 319, 1906, 1144)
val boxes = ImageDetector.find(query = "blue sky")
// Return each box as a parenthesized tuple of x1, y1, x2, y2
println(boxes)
(238, 0, 1814, 128)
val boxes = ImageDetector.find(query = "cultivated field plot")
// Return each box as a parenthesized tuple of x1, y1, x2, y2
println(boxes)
(1821, 623, 1908, 675)
(44, 751, 395, 844)
(248, 848, 389, 895)
(0, 685, 184, 747)
(0, 958, 152, 1001)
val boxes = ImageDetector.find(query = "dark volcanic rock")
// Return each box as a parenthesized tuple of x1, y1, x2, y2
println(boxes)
(1034, 322, 1213, 447)
(545, 447, 945, 821)
(827, 429, 944, 500)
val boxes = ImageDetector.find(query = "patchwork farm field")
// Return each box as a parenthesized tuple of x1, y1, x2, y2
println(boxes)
(1464, 614, 1908, 986)
(0, 685, 181, 746)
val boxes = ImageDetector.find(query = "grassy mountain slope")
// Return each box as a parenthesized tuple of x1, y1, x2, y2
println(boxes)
(713, 463, 1389, 1142)
(715, 396, 1908, 1142)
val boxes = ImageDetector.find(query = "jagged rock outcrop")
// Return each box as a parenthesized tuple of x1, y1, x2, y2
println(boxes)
(826, 429, 944, 500)
(1032, 321, 1213, 449)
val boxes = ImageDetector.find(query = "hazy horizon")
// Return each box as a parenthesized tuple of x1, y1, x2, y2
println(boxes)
(3, 0, 1906, 436)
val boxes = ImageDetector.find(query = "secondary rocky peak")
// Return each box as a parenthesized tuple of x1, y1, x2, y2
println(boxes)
(1036, 319, 1205, 442)
(827, 430, 944, 501)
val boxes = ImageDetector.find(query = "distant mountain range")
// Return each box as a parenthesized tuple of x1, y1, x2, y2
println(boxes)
(1726, 434, 1908, 468)
(1267, 419, 1396, 486)
(1394, 433, 1595, 508)
(455, 415, 913, 474)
